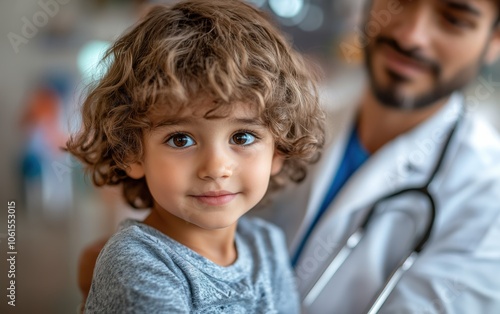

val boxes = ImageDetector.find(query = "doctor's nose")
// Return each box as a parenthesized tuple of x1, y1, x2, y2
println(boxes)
(197, 147, 235, 181)
(390, 3, 432, 51)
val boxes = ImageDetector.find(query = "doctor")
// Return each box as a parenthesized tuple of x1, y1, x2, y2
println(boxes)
(261, 0, 500, 312)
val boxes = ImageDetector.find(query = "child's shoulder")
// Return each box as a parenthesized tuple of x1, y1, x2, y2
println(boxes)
(103, 219, 167, 254)
(91, 220, 189, 293)
(96, 219, 179, 273)
(86, 220, 191, 312)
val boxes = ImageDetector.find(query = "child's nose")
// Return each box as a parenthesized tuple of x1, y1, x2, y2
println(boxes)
(197, 147, 235, 181)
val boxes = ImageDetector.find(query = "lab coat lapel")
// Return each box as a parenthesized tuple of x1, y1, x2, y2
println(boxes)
(393, 93, 464, 187)
(318, 93, 464, 225)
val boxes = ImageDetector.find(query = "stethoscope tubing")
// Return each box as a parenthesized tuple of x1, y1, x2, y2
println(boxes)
(302, 230, 364, 307)
(366, 251, 418, 314)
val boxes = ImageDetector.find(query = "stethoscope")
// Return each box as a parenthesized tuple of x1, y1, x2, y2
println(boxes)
(302, 105, 465, 313)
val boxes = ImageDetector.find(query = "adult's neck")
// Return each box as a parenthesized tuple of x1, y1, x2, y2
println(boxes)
(357, 89, 449, 153)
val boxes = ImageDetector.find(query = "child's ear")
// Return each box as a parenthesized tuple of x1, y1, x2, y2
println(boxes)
(270, 151, 285, 176)
(126, 162, 145, 179)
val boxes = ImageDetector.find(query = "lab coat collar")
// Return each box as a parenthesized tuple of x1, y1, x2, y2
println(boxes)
(312, 92, 464, 229)
(391, 92, 464, 184)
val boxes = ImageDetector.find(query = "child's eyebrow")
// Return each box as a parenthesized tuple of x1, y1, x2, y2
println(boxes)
(153, 118, 192, 128)
(152, 117, 265, 129)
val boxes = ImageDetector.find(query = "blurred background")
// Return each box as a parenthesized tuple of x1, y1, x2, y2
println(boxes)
(1, 0, 500, 313)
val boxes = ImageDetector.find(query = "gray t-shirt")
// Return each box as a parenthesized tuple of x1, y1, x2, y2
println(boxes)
(85, 216, 299, 313)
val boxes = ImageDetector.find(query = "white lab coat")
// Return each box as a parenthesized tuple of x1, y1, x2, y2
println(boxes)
(259, 92, 500, 313)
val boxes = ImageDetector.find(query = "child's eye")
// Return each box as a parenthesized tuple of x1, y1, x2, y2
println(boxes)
(230, 132, 256, 146)
(165, 133, 196, 148)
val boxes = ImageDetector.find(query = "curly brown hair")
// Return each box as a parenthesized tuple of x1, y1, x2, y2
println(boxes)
(66, 0, 325, 209)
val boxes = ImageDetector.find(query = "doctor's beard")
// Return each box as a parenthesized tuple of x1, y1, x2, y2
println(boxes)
(364, 36, 483, 111)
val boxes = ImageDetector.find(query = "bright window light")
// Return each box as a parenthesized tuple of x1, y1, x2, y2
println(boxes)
(269, 0, 304, 18)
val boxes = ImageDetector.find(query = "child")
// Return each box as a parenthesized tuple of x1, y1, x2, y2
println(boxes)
(67, 0, 324, 312)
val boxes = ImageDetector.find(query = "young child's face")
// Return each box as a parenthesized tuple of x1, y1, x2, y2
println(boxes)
(128, 101, 284, 230)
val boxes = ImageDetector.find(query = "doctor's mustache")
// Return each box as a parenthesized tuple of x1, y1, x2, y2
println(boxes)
(374, 36, 441, 77)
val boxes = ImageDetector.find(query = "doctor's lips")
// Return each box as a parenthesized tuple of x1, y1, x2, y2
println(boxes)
(375, 37, 440, 79)
(190, 190, 239, 206)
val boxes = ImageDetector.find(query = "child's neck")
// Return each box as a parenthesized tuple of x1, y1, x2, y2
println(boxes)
(143, 209, 238, 267)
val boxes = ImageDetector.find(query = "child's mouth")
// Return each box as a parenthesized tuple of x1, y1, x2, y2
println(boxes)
(191, 191, 238, 206)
